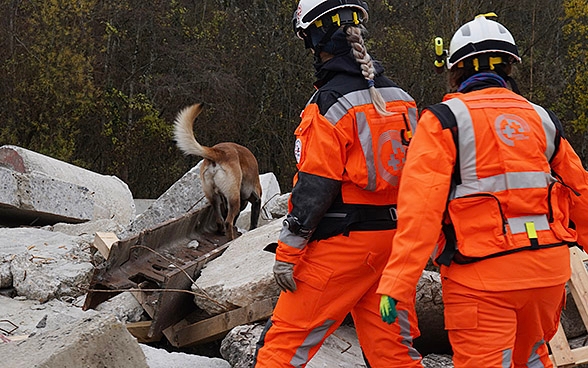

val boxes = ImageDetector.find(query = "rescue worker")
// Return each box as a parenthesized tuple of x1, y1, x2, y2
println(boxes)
(253, 0, 423, 367)
(377, 13, 588, 367)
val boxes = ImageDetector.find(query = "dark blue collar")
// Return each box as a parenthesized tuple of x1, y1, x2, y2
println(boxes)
(458, 72, 507, 93)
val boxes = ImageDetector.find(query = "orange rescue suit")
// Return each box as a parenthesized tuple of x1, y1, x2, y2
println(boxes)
(255, 59, 423, 367)
(378, 87, 588, 367)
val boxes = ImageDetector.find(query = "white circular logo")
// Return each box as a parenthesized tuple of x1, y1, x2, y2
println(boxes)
(294, 138, 302, 163)
(494, 114, 530, 147)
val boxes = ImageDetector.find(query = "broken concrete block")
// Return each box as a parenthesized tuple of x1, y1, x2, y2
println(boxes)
(0, 313, 149, 368)
(0, 165, 94, 225)
(220, 323, 367, 368)
(192, 219, 282, 314)
(0, 145, 135, 227)
(1, 227, 94, 302)
(120, 161, 208, 240)
(140, 344, 231, 368)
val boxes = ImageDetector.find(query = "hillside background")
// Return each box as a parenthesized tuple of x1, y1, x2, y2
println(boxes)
(0, 0, 586, 198)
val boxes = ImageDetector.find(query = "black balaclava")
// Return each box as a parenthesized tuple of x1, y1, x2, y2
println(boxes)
(312, 28, 352, 73)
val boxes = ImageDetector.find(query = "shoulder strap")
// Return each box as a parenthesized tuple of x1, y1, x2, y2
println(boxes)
(424, 103, 461, 185)
(425, 103, 461, 267)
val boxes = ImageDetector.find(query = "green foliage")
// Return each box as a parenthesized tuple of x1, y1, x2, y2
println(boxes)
(558, 0, 588, 133)
(0, 0, 585, 197)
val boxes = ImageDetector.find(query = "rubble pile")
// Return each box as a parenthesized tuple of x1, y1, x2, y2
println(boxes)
(0, 145, 585, 367)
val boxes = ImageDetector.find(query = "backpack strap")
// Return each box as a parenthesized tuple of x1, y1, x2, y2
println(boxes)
(425, 103, 461, 185)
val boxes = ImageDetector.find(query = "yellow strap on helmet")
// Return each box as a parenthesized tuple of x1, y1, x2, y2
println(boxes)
(475, 12, 497, 19)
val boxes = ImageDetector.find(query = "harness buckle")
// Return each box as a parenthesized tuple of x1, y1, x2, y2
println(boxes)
(389, 207, 398, 221)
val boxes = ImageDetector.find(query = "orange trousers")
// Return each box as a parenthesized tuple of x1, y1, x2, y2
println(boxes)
(254, 230, 422, 367)
(442, 278, 566, 368)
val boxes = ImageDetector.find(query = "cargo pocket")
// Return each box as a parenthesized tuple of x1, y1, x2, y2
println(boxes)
(448, 194, 508, 258)
(444, 303, 478, 330)
(549, 182, 577, 242)
(294, 258, 334, 291)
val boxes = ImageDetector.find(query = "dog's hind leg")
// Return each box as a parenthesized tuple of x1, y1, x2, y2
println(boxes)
(248, 192, 262, 230)
(224, 195, 241, 240)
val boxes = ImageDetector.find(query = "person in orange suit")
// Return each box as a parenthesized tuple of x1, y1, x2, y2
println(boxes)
(377, 13, 588, 368)
(253, 0, 423, 367)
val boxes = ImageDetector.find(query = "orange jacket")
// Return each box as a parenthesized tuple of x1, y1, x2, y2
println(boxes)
(378, 87, 588, 303)
(276, 64, 418, 265)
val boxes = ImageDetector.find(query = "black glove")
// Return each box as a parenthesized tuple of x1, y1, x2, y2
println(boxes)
(273, 260, 297, 292)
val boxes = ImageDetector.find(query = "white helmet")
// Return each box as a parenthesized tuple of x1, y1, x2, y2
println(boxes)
(293, 0, 368, 40)
(447, 13, 521, 70)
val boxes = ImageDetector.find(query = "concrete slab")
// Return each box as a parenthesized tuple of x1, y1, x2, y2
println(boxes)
(0, 145, 135, 227)
(0, 313, 149, 368)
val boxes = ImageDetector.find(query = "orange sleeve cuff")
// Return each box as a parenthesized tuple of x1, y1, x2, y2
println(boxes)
(275, 240, 305, 265)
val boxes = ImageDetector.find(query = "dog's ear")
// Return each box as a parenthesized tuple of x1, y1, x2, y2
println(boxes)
(263, 242, 278, 254)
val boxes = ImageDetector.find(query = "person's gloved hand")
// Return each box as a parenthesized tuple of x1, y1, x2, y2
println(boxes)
(273, 260, 297, 292)
(380, 295, 398, 324)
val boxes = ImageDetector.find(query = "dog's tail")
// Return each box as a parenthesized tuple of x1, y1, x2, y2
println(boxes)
(173, 103, 215, 159)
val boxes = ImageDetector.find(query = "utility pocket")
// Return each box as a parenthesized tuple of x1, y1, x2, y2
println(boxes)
(293, 110, 314, 166)
(294, 257, 333, 291)
(448, 194, 509, 258)
(444, 303, 478, 330)
(549, 182, 577, 242)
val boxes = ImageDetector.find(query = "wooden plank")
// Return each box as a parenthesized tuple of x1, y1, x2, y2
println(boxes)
(548, 247, 588, 367)
(548, 323, 575, 366)
(165, 298, 276, 348)
(126, 321, 162, 343)
(568, 247, 588, 327)
(571, 346, 588, 365)
(92, 232, 119, 260)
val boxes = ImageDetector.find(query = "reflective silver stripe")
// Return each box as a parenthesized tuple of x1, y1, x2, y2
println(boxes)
(397, 309, 421, 361)
(508, 215, 550, 234)
(323, 87, 415, 125)
(530, 102, 557, 161)
(443, 98, 477, 186)
(324, 95, 355, 125)
(290, 319, 335, 367)
(442, 98, 556, 198)
(502, 348, 512, 368)
(278, 227, 308, 249)
(357, 111, 376, 191)
(454, 171, 554, 198)
(379, 86, 416, 104)
(408, 107, 418, 133)
(526, 340, 546, 368)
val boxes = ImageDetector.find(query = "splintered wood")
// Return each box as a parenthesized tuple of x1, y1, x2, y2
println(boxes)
(549, 247, 588, 367)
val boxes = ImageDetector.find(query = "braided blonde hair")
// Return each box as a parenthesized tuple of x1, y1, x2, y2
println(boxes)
(346, 25, 391, 116)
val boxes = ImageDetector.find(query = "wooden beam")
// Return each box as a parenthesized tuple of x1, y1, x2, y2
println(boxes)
(568, 247, 588, 327)
(548, 323, 574, 366)
(126, 321, 162, 343)
(548, 247, 588, 367)
(165, 298, 276, 348)
(92, 232, 119, 260)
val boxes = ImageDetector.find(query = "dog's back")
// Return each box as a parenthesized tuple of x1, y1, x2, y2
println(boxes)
(173, 103, 262, 239)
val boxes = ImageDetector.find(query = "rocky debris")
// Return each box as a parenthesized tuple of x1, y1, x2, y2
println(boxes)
(0, 227, 94, 303)
(221, 323, 367, 367)
(192, 218, 450, 355)
(0, 145, 587, 367)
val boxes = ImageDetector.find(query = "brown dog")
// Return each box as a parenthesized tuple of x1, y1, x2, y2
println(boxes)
(173, 103, 262, 240)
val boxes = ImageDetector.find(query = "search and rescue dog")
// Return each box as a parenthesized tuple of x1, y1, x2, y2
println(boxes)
(173, 103, 262, 240)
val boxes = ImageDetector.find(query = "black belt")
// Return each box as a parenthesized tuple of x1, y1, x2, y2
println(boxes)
(310, 203, 397, 242)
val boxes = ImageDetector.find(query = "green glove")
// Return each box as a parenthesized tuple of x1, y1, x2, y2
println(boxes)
(380, 295, 398, 324)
